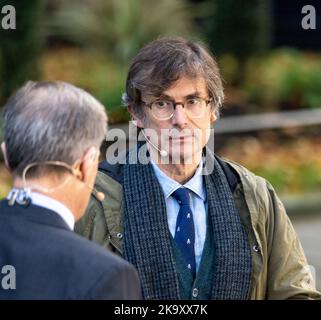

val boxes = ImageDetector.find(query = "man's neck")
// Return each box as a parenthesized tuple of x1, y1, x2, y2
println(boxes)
(12, 176, 79, 220)
(151, 150, 202, 184)
(156, 162, 199, 184)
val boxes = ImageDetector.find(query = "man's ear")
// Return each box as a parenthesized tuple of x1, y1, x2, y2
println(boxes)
(210, 109, 217, 123)
(74, 147, 98, 183)
(127, 104, 144, 128)
(1, 142, 10, 171)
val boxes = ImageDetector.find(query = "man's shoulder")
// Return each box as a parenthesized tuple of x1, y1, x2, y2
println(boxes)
(75, 162, 124, 246)
(221, 157, 279, 214)
(98, 161, 124, 183)
(94, 161, 123, 200)
(219, 157, 269, 189)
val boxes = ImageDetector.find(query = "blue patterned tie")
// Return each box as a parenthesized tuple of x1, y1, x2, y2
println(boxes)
(172, 187, 196, 277)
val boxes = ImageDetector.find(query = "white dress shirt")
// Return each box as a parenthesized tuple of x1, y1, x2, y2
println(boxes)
(151, 161, 207, 272)
(7, 189, 75, 230)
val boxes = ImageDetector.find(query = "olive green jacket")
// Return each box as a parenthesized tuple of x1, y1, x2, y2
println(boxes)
(75, 159, 321, 300)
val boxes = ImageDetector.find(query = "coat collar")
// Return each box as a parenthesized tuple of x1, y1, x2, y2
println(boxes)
(0, 199, 71, 231)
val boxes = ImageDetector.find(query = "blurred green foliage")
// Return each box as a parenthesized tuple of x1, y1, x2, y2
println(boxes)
(204, 0, 270, 58)
(0, 0, 44, 104)
(0, 117, 3, 161)
(243, 49, 321, 110)
(0, 178, 11, 199)
(1, 0, 198, 107)
(220, 137, 321, 195)
(41, 48, 130, 123)
(255, 163, 321, 194)
(203, 0, 270, 84)
(46, 0, 197, 64)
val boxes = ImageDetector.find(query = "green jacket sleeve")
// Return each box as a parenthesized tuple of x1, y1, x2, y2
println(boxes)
(75, 171, 123, 254)
(264, 181, 320, 300)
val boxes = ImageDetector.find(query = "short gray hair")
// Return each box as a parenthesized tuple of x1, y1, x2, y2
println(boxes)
(2, 81, 107, 177)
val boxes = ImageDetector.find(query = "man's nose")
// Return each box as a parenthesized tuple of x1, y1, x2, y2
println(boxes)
(172, 105, 188, 127)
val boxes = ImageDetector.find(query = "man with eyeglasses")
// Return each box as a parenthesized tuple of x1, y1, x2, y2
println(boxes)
(76, 37, 320, 300)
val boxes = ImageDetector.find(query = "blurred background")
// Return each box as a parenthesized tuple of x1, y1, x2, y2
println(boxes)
(0, 0, 320, 289)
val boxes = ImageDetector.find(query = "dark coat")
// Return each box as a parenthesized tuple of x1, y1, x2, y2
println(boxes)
(0, 200, 141, 300)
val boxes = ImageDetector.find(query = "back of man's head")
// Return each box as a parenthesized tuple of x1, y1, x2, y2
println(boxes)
(2, 81, 107, 178)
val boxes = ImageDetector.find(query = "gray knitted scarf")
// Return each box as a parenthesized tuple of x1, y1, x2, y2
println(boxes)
(123, 145, 252, 299)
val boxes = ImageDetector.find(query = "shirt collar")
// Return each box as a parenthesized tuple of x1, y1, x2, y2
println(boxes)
(7, 189, 75, 230)
(150, 161, 205, 201)
(31, 192, 75, 230)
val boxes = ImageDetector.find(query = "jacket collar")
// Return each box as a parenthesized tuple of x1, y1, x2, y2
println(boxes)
(0, 199, 71, 231)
